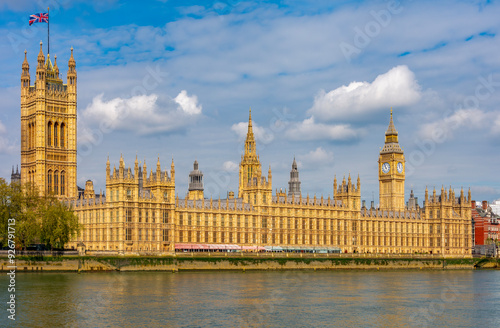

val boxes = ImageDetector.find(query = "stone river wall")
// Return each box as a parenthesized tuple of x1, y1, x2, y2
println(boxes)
(0, 255, 491, 272)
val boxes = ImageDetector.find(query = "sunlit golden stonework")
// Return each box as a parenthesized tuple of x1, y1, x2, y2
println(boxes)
(21, 46, 472, 256)
(21, 42, 77, 199)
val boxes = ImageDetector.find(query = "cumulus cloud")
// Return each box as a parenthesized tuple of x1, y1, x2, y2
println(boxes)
(285, 117, 362, 141)
(308, 65, 422, 121)
(174, 90, 202, 115)
(231, 121, 275, 144)
(79, 90, 202, 142)
(418, 108, 487, 142)
(298, 147, 334, 166)
(222, 161, 239, 172)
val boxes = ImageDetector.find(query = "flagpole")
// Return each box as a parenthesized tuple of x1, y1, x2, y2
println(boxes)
(47, 7, 50, 55)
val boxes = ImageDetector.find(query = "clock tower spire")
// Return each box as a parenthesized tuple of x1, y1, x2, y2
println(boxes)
(378, 109, 405, 211)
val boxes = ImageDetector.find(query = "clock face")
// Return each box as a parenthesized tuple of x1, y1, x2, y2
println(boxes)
(382, 162, 390, 173)
(397, 162, 403, 173)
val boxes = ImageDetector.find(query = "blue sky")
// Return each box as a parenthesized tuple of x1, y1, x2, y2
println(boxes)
(1, 0, 500, 206)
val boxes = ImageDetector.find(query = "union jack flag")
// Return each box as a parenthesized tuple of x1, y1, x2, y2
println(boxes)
(29, 13, 48, 26)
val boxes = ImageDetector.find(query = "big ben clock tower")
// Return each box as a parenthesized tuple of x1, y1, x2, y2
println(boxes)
(378, 109, 405, 211)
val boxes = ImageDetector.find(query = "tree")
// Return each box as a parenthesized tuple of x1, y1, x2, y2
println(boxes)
(40, 194, 79, 249)
(0, 178, 80, 250)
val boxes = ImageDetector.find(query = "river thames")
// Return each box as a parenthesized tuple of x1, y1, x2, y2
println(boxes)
(1, 270, 499, 327)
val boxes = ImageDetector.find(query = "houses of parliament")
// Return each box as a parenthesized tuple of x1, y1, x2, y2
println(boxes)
(16, 44, 472, 256)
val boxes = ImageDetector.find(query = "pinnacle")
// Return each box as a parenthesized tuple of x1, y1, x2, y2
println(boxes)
(385, 108, 398, 136)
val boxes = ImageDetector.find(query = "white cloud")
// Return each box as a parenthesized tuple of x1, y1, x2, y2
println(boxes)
(222, 161, 239, 172)
(298, 147, 334, 167)
(286, 117, 362, 141)
(231, 121, 275, 144)
(79, 90, 203, 141)
(308, 65, 422, 121)
(174, 90, 202, 115)
(418, 108, 487, 142)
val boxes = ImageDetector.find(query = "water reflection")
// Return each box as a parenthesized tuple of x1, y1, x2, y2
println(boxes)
(0, 270, 498, 327)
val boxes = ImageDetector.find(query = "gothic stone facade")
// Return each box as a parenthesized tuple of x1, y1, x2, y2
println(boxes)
(67, 110, 471, 256)
(21, 42, 77, 199)
(21, 47, 472, 256)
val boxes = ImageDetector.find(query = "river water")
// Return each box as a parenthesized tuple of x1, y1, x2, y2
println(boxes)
(1, 270, 499, 327)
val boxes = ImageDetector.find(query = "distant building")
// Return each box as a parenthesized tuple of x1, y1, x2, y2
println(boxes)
(10, 165, 21, 185)
(471, 200, 499, 246)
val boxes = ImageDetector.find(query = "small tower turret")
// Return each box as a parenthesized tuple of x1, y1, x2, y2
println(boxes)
(36, 41, 46, 90)
(188, 160, 204, 200)
(171, 158, 175, 182)
(288, 157, 301, 198)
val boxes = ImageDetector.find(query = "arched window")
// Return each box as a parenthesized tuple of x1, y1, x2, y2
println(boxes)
(54, 170, 59, 195)
(47, 122, 52, 146)
(33, 122, 36, 148)
(48, 170, 53, 193)
(28, 123, 32, 149)
(60, 171, 65, 196)
(54, 123, 58, 147)
(60, 123, 65, 148)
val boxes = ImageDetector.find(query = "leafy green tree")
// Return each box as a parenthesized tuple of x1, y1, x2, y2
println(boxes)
(0, 178, 80, 250)
(40, 194, 79, 249)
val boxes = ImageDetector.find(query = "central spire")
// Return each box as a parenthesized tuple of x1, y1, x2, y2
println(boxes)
(245, 107, 256, 155)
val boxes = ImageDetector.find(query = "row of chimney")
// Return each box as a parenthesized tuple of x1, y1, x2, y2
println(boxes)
(471, 200, 489, 210)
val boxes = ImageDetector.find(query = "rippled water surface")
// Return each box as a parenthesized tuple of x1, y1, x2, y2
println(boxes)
(1, 270, 499, 327)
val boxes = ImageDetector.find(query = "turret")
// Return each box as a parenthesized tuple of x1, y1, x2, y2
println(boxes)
(84, 180, 95, 199)
(119, 154, 124, 178)
(268, 165, 272, 186)
(170, 158, 175, 182)
(288, 157, 301, 198)
(106, 156, 110, 178)
(53, 55, 59, 77)
(67, 47, 76, 98)
(134, 155, 139, 178)
(188, 160, 204, 200)
(21, 50, 30, 94)
(333, 175, 337, 197)
(156, 156, 161, 180)
(36, 41, 46, 89)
